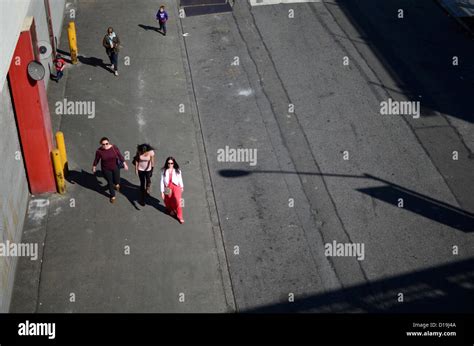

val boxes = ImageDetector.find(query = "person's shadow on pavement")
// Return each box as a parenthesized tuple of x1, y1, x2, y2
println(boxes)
(66, 170, 168, 213)
(138, 24, 165, 36)
(67, 169, 109, 198)
(78, 55, 114, 74)
(120, 177, 168, 214)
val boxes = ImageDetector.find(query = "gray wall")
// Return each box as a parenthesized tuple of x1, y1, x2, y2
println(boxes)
(0, 83, 29, 313)
(0, 0, 66, 312)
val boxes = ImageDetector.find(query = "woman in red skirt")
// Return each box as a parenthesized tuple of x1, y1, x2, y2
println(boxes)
(160, 156, 184, 224)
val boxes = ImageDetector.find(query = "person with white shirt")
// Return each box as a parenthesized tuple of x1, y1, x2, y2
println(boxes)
(160, 156, 184, 224)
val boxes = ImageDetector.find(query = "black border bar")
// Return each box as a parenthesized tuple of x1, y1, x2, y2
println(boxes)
(0, 313, 472, 345)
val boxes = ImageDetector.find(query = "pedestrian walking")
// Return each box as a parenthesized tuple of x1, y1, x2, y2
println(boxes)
(102, 27, 120, 76)
(156, 5, 168, 36)
(52, 54, 66, 82)
(133, 144, 155, 206)
(160, 157, 184, 223)
(92, 137, 128, 203)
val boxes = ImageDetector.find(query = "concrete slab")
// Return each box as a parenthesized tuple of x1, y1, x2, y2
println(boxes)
(10, 0, 234, 313)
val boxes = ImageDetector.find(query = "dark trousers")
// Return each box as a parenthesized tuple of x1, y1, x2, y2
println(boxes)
(159, 21, 167, 34)
(55, 70, 63, 81)
(102, 167, 120, 197)
(107, 51, 118, 70)
(138, 170, 152, 192)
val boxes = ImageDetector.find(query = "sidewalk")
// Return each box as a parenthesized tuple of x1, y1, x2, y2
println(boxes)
(436, 0, 474, 35)
(10, 0, 234, 312)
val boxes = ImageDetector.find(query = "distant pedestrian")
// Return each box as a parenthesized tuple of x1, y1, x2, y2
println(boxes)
(156, 5, 168, 36)
(160, 157, 184, 223)
(102, 27, 120, 76)
(52, 54, 66, 82)
(133, 144, 155, 206)
(92, 137, 129, 203)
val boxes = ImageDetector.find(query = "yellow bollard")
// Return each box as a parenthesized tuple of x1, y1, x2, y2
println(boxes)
(68, 21, 78, 64)
(52, 149, 66, 194)
(55, 131, 68, 176)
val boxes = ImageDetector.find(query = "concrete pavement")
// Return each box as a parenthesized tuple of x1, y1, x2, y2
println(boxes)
(180, 0, 474, 311)
(10, 0, 474, 313)
(11, 0, 234, 313)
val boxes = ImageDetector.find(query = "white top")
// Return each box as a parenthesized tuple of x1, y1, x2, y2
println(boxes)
(137, 150, 154, 171)
(160, 168, 184, 192)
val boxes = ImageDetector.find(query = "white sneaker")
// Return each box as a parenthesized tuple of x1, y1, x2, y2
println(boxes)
(114, 71, 118, 76)
(110, 64, 115, 70)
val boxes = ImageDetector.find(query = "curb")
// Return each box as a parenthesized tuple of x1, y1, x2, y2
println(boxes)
(175, 3, 237, 313)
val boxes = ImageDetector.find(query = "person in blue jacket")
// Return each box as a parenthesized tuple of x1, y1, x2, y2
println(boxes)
(156, 5, 168, 36)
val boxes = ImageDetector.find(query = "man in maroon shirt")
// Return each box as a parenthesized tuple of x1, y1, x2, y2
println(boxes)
(92, 137, 128, 203)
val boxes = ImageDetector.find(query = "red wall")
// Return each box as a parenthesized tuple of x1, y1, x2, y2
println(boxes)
(8, 18, 56, 194)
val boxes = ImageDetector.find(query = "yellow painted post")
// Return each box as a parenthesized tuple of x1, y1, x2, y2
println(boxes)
(68, 21, 78, 64)
(55, 131, 68, 176)
(52, 149, 66, 194)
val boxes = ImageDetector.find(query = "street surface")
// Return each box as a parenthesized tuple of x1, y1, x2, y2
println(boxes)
(11, 0, 474, 312)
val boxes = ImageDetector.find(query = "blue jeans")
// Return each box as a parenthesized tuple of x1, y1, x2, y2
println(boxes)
(56, 70, 63, 80)
(108, 51, 118, 70)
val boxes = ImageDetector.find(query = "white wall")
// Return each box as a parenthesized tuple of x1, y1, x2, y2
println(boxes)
(0, 0, 31, 91)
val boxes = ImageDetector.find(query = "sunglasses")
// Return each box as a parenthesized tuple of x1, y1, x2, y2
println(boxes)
(101, 142, 109, 146)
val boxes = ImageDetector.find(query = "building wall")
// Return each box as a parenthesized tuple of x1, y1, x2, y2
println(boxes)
(0, 0, 66, 312)
(27, 0, 67, 89)
(0, 83, 30, 313)
(0, 0, 30, 91)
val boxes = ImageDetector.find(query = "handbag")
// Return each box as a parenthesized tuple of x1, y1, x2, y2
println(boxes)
(112, 146, 125, 169)
(164, 186, 172, 197)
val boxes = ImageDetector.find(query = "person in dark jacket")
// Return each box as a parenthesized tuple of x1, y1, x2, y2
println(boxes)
(92, 137, 128, 203)
(156, 5, 168, 36)
(102, 27, 120, 76)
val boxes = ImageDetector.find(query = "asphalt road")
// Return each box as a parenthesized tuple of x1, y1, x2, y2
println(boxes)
(181, 0, 474, 312)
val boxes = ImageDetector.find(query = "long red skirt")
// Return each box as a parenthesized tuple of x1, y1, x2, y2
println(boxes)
(164, 183, 183, 220)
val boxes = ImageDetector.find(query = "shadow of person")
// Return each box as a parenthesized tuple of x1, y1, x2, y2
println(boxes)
(78, 55, 113, 73)
(66, 169, 109, 198)
(66, 170, 169, 214)
(120, 177, 169, 214)
(145, 190, 168, 214)
(119, 178, 142, 210)
(138, 24, 160, 33)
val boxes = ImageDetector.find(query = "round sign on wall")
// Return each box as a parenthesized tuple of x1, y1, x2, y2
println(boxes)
(27, 61, 45, 81)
